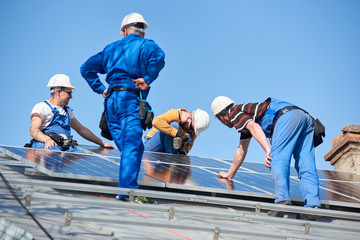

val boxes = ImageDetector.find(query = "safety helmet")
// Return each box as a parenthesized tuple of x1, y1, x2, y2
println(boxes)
(120, 13, 148, 36)
(193, 109, 210, 136)
(47, 74, 76, 89)
(211, 96, 234, 118)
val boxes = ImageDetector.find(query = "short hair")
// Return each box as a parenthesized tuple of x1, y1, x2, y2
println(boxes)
(50, 87, 67, 94)
(131, 22, 146, 29)
(126, 22, 146, 32)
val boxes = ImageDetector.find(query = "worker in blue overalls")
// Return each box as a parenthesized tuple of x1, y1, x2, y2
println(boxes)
(211, 96, 321, 220)
(28, 74, 114, 152)
(80, 13, 165, 203)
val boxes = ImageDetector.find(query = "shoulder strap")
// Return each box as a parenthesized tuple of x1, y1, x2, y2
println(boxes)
(63, 105, 73, 115)
(270, 106, 302, 143)
(43, 101, 56, 113)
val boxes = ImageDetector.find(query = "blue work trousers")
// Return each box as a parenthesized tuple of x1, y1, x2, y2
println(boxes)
(106, 91, 144, 199)
(144, 122, 180, 154)
(270, 109, 321, 207)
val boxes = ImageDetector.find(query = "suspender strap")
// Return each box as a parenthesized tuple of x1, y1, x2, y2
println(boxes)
(270, 106, 307, 143)
(43, 100, 56, 112)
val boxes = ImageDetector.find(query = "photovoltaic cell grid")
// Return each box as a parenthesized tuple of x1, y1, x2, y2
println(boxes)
(1, 144, 359, 204)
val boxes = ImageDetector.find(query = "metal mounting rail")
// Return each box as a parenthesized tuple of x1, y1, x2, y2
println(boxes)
(63, 212, 332, 240)
(25, 193, 360, 236)
(7, 177, 360, 221)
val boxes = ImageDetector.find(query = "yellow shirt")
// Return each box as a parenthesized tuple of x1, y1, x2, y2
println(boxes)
(145, 108, 197, 154)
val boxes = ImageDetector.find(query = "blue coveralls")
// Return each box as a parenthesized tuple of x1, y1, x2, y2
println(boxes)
(80, 33, 165, 199)
(256, 98, 321, 207)
(31, 101, 81, 153)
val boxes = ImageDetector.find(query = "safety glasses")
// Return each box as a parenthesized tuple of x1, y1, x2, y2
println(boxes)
(60, 88, 73, 97)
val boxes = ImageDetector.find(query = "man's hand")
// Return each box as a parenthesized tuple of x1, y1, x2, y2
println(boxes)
(176, 130, 189, 142)
(102, 142, 115, 149)
(44, 138, 57, 150)
(217, 171, 231, 179)
(264, 151, 272, 168)
(132, 78, 149, 90)
(102, 88, 108, 98)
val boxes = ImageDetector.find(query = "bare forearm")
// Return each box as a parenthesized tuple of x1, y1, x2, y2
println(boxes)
(247, 122, 271, 154)
(227, 145, 247, 178)
(218, 139, 249, 179)
(246, 121, 272, 167)
(76, 127, 104, 146)
(31, 129, 51, 142)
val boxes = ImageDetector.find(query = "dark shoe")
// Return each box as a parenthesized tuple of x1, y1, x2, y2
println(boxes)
(298, 206, 321, 221)
(268, 200, 292, 217)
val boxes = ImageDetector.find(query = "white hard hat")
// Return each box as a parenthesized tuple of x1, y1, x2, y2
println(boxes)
(120, 13, 148, 36)
(211, 96, 234, 118)
(193, 109, 210, 136)
(47, 74, 76, 89)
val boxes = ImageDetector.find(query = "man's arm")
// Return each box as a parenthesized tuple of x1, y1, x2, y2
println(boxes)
(70, 117, 114, 148)
(218, 138, 250, 179)
(80, 52, 107, 95)
(142, 42, 165, 86)
(30, 113, 57, 150)
(152, 109, 181, 137)
(246, 120, 272, 168)
(132, 43, 165, 92)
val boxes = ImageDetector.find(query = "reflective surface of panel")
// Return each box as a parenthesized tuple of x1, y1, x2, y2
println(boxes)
(1, 144, 359, 205)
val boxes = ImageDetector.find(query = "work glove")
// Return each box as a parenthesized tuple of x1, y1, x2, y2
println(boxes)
(175, 130, 189, 142)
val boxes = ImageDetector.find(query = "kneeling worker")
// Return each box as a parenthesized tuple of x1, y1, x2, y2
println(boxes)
(144, 108, 210, 155)
(27, 74, 114, 152)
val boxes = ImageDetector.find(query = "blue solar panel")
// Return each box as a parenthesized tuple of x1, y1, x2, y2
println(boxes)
(1, 144, 360, 204)
(0, 145, 152, 184)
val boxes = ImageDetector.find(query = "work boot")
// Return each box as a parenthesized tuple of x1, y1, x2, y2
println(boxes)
(268, 200, 292, 217)
(133, 196, 149, 204)
(298, 206, 321, 221)
(115, 195, 150, 204)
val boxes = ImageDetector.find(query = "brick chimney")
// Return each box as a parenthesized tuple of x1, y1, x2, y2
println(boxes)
(324, 124, 360, 173)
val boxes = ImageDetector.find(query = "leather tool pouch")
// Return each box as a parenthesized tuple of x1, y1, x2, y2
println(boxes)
(139, 99, 154, 131)
(99, 111, 113, 140)
(270, 106, 325, 148)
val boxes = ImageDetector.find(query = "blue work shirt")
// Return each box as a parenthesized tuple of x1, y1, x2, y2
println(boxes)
(80, 33, 165, 99)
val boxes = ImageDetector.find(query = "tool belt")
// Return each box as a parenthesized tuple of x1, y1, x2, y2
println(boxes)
(108, 86, 140, 98)
(270, 106, 325, 148)
(99, 86, 154, 141)
(24, 133, 78, 150)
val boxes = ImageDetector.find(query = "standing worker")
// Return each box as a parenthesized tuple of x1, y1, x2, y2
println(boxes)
(144, 108, 210, 155)
(211, 96, 321, 219)
(27, 74, 114, 152)
(80, 13, 165, 203)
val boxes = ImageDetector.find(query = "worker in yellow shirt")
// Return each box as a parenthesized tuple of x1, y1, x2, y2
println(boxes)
(144, 109, 210, 155)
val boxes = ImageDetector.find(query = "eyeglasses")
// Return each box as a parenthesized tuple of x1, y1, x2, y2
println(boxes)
(61, 89, 73, 96)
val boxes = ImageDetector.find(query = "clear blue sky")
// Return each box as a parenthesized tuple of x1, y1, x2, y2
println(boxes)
(1, 0, 359, 171)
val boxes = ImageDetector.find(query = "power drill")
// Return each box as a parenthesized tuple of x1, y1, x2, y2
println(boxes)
(173, 133, 190, 150)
